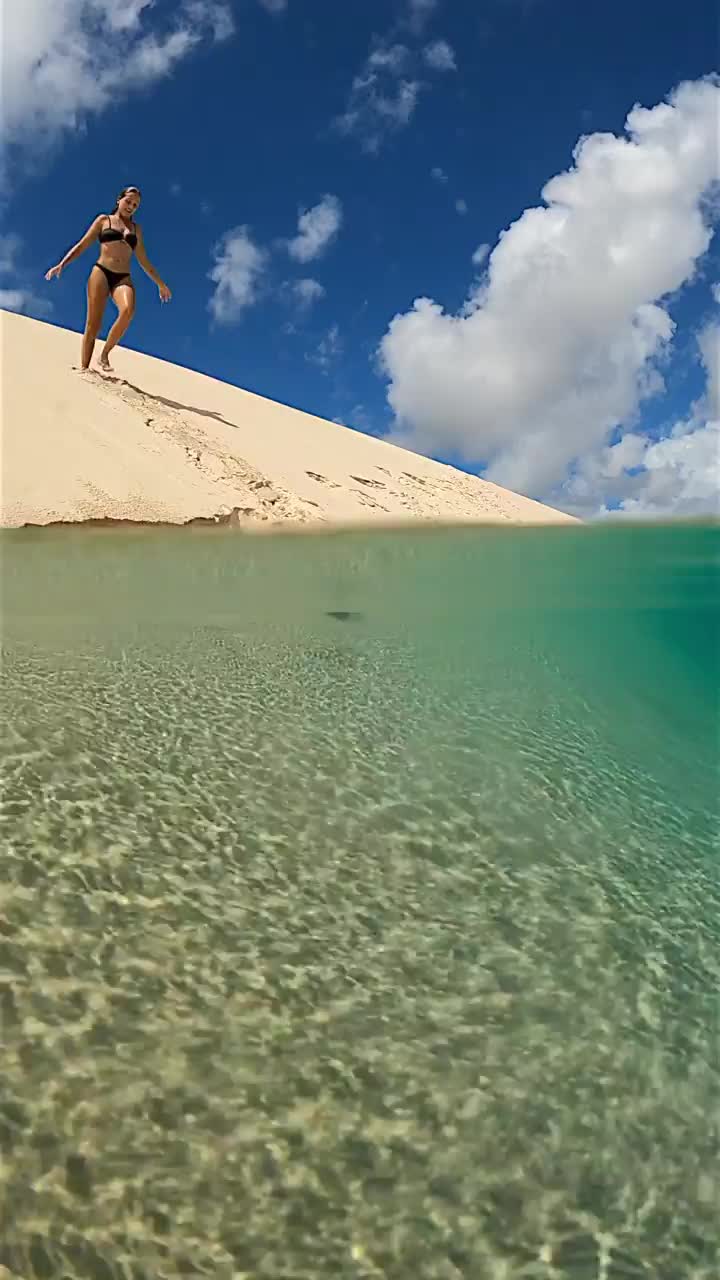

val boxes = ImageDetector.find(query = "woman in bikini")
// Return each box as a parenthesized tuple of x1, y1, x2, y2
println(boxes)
(45, 186, 172, 372)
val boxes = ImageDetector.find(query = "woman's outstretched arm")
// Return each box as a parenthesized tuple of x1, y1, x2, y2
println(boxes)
(45, 215, 104, 280)
(134, 226, 172, 302)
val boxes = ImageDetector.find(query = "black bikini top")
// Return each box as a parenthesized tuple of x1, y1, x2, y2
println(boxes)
(98, 215, 137, 251)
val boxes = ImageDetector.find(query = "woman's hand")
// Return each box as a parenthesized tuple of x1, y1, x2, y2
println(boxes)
(45, 264, 63, 282)
(158, 282, 172, 303)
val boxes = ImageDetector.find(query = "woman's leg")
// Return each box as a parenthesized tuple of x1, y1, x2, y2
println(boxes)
(81, 268, 109, 369)
(100, 283, 135, 369)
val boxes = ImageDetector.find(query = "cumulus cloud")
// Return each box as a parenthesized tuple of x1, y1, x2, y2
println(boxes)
(380, 77, 720, 510)
(423, 39, 456, 72)
(563, 326, 720, 517)
(472, 243, 490, 266)
(617, 423, 719, 516)
(289, 277, 325, 309)
(0, 0, 233, 152)
(431, 165, 449, 183)
(209, 196, 337, 324)
(287, 195, 342, 263)
(208, 226, 268, 324)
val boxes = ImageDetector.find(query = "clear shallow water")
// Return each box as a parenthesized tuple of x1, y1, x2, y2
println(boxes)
(1, 523, 718, 1280)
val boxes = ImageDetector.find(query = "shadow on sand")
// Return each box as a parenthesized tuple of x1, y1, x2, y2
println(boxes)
(93, 371, 241, 431)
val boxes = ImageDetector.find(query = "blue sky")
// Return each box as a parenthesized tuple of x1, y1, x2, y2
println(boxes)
(1, 0, 718, 515)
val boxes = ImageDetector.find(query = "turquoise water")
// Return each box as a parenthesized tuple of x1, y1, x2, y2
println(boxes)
(1, 524, 718, 1279)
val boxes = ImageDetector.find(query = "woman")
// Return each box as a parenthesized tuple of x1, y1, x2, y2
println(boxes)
(45, 186, 172, 372)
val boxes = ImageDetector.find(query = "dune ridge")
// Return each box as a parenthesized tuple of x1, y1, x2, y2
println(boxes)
(0, 311, 576, 529)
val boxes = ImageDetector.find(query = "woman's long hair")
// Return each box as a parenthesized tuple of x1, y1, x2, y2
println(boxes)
(111, 186, 141, 214)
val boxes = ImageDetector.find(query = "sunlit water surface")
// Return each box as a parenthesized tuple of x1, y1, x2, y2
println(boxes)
(1, 524, 718, 1279)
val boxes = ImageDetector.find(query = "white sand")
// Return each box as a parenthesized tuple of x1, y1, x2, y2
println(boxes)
(0, 311, 576, 528)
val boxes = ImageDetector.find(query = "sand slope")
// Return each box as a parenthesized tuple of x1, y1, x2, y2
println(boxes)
(0, 310, 575, 528)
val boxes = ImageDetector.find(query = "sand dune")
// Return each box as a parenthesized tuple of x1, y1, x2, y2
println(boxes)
(0, 310, 576, 528)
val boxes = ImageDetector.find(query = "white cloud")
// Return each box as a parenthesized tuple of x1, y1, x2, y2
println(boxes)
(618, 421, 719, 516)
(368, 44, 411, 74)
(379, 78, 720, 508)
(698, 321, 720, 420)
(121, 27, 196, 82)
(455, 198, 468, 215)
(564, 329, 720, 518)
(472, 242, 490, 266)
(335, 16, 455, 153)
(287, 195, 342, 263)
(0, 230, 53, 317)
(103, 0, 153, 32)
(0, 287, 53, 317)
(289, 277, 325, 309)
(0, 288, 31, 310)
(307, 324, 342, 372)
(0, 233, 22, 274)
(712, 282, 720, 304)
(348, 403, 373, 433)
(335, 43, 420, 152)
(423, 39, 456, 72)
(185, 1, 234, 41)
(0, 0, 233, 152)
(431, 166, 449, 183)
(208, 226, 268, 324)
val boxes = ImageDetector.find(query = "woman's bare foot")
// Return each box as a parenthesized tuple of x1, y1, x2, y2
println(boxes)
(98, 351, 113, 373)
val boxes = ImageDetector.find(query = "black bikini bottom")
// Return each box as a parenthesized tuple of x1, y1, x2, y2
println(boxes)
(94, 263, 133, 294)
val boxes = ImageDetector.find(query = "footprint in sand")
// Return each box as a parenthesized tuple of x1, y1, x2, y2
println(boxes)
(305, 470, 342, 489)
